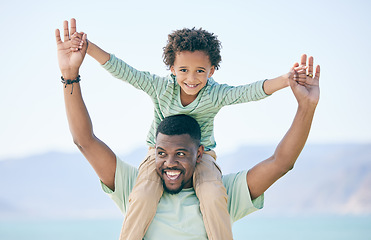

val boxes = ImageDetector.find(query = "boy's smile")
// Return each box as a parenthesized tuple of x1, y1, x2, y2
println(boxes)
(171, 51, 215, 106)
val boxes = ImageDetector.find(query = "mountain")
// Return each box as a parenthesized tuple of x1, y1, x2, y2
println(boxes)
(0, 143, 370, 220)
(218, 143, 371, 216)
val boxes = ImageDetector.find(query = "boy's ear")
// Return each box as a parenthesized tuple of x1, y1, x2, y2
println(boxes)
(208, 66, 215, 78)
(170, 66, 176, 76)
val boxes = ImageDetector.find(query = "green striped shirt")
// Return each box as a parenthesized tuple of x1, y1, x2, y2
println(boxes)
(103, 54, 269, 150)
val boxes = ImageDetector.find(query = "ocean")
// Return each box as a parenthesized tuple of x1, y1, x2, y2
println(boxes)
(0, 216, 370, 240)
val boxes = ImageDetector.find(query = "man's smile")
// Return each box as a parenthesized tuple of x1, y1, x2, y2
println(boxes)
(163, 169, 182, 181)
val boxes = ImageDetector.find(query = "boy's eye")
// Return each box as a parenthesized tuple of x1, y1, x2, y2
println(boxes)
(180, 69, 187, 72)
(177, 152, 185, 157)
(197, 70, 205, 73)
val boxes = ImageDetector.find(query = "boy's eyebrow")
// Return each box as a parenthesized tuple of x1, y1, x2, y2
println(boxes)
(179, 66, 207, 70)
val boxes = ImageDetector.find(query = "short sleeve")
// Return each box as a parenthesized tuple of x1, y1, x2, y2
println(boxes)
(101, 155, 138, 215)
(222, 171, 264, 223)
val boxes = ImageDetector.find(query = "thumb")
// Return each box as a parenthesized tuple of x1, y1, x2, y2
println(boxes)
(81, 33, 88, 53)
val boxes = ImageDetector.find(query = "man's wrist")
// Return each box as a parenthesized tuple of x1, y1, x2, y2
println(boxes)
(297, 100, 318, 113)
(61, 70, 79, 80)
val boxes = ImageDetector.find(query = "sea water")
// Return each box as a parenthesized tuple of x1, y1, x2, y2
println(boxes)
(0, 216, 370, 240)
(233, 215, 371, 240)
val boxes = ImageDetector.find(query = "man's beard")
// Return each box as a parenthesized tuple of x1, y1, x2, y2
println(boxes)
(162, 180, 185, 195)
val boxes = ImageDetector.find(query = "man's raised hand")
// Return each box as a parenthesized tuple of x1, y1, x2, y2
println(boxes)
(55, 18, 87, 79)
(291, 54, 320, 107)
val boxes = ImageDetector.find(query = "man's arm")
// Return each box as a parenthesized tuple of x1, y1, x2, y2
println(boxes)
(56, 18, 116, 190)
(246, 55, 320, 200)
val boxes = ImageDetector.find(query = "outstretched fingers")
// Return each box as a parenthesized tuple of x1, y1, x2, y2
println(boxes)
(308, 56, 314, 76)
(61, 19, 78, 42)
(314, 65, 320, 80)
(300, 54, 307, 67)
(70, 18, 77, 36)
(63, 20, 70, 42)
(55, 29, 62, 44)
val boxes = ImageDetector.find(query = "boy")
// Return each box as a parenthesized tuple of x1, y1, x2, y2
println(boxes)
(68, 18, 305, 240)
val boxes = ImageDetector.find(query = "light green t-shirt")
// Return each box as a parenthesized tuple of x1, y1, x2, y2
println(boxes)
(101, 156, 264, 239)
(102, 55, 269, 150)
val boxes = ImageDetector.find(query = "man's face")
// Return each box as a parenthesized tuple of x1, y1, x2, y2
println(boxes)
(155, 133, 203, 194)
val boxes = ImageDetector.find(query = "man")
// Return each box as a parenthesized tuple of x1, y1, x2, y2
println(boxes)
(56, 19, 320, 239)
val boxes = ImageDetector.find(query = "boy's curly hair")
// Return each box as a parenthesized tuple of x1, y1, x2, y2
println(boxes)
(163, 27, 222, 70)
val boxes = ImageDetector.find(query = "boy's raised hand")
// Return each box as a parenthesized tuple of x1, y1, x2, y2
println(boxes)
(291, 54, 320, 106)
(55, 18, 87, 79)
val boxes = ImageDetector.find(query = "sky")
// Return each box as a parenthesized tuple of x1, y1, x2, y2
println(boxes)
(0, 0, 370, 160)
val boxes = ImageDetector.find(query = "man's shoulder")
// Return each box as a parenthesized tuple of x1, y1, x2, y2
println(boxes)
(222, 171, 264, 223)
(222, 171, 247, 190)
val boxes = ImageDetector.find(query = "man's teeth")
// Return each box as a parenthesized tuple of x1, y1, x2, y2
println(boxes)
(165, 170, 181, 180)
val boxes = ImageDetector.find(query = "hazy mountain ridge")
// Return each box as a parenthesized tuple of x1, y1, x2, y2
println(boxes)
(0, 143, 370, 220)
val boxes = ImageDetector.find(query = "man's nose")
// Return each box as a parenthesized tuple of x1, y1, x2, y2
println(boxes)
(164, 156, 178, 168)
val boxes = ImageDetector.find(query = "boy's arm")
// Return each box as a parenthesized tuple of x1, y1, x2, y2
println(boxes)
(71, 28, 159, 94)
(263, 55, 309, 95)
(56, 18, 116, 191)
(86, 40, 111, 65)
(69, 22, 110, 65)
(246, 55, 320, 200)
(263, 73, 290, 95)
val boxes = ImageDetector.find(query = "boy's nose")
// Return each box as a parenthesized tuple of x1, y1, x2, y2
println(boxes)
(189, 73, 196, 82)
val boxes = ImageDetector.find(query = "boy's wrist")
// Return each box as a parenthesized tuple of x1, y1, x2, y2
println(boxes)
(284, 72, 291, 86)
(86, 39, 92, 55)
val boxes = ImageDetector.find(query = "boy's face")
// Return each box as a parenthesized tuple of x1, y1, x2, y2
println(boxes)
(155, 133, 203, 194)
(171, 51, 215, 104)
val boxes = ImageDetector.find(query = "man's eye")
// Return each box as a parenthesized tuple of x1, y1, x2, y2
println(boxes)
(177, 152, 185, 156)
(158, 152, 166, 157)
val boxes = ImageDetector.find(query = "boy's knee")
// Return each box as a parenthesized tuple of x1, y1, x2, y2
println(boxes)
(196, 181, 228, 205)
(129, 182, 163, 206)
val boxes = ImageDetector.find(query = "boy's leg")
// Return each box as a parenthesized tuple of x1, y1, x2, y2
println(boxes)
(193, 150, 233, 240)
(119, 148, 163, 240)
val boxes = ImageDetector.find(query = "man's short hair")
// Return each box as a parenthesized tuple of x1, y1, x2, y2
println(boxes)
(156, 114, 201, 145)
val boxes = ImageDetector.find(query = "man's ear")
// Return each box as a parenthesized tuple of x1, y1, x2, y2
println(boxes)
(196, 145, 204, 164)
(208, 66, 215, 78)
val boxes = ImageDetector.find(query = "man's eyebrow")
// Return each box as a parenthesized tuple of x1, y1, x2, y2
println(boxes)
(156, 146, 189, 152)
(175, 148, 189, 152)
(156, 146, 166, 151)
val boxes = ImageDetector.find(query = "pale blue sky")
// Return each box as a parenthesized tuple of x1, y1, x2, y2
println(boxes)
(0, 0, 370, 159)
